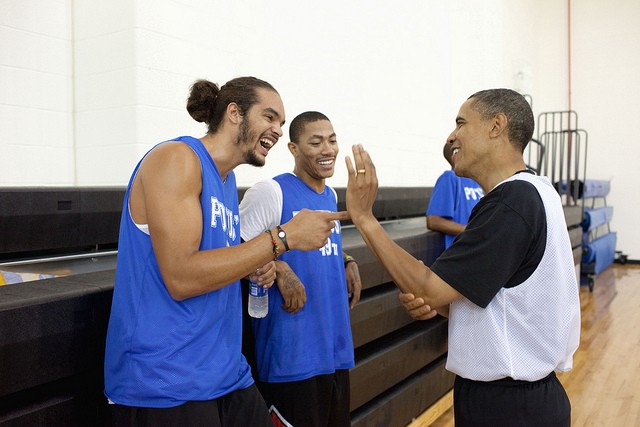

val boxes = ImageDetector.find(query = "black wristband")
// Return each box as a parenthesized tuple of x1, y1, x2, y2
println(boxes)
(343, 254, 356, 266)
(276, 225, 290, 252)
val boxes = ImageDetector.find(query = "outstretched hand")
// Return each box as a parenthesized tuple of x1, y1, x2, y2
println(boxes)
(282, 209, 350, 251)
(345, 144, 378, 224)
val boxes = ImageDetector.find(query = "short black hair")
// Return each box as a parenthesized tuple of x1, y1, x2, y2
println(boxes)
(468, 89, 534, 152)
(289, 111, 331, 143)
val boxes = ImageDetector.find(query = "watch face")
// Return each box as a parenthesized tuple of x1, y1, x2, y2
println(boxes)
(278, 230, 285, 238)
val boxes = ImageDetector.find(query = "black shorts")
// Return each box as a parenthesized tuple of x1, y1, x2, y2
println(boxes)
(257, 370, 351, 427)
(110, 384, 272, 427)
(454, 372, 571, 427)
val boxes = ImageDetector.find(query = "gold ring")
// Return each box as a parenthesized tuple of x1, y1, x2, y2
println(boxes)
(357, 169, 366, 174)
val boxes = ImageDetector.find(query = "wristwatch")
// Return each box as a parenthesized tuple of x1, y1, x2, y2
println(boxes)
(276, 225, 290, 251)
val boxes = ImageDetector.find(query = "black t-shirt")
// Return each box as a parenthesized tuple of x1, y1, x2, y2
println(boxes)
(431, 178, 547, 308)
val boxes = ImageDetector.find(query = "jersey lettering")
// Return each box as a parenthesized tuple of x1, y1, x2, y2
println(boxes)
(211, 196, 238, 240)
(464, 186, 484, 200)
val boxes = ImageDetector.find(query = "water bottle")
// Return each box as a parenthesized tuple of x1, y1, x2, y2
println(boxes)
(248, 281, 268, 318)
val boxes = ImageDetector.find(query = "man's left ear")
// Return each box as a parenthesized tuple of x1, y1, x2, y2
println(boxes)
(490, 113, 508, 137)
(227, 102, 242, 125)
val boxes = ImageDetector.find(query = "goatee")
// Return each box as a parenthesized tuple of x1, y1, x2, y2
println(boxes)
(237, 118, 265, 167)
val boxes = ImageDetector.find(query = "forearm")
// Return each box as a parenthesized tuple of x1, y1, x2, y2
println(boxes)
(426, 215, 465, 235)
(275, 260, 297, 282)
(436, 304, 450, 318)
(343, 251, 362, 309)
(273, 260, 306, 313)
(159, 209, 346, 300)
(158, 230, 279, 300)
(354, 215, 430, 297)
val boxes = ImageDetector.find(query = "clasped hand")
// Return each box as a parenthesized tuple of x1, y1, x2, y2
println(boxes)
(248, 261, 276, 288)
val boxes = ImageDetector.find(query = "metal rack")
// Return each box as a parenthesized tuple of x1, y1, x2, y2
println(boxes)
(537, 111, 588, 208)
(532, 110, 624, 290)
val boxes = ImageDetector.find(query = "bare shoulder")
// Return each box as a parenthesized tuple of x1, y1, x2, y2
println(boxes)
(140, 142, 200, 184)
(131, 141, 202, 223)
(142, 141, 199, 170)
(138, 143, 202, 211)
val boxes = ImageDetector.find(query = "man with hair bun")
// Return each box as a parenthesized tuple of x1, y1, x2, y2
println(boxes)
(104, 77, 348, 426)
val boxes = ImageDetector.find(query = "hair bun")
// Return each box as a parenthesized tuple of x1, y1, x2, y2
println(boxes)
(187, 79, 220, 124)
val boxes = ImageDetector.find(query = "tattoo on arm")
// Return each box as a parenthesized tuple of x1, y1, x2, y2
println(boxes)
(279, 268, 302, 289)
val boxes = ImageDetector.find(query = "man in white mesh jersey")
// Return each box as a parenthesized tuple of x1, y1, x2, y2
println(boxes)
(343, 89, 580, 427)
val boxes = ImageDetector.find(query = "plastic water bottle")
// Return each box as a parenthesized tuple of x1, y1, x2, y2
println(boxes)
(248, 281, 268, 318)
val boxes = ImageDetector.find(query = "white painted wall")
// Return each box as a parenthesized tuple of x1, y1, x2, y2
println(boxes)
(1, 0, 74, 185)
(1, 0, 639, 259)
(570, 0, 640, 264)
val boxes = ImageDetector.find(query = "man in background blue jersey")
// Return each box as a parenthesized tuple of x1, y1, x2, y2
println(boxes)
(240, 111, 360, 427)
(426, 141, 483, 249)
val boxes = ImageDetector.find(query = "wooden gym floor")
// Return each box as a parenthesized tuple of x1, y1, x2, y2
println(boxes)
(408, 263, 640, 427)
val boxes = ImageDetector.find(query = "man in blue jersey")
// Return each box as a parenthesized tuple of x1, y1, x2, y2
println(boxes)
(426, 142, 484, 249)
(344, 89, 580, 426)
(104, 78, 349, 427)
(239, 111, 360, 427)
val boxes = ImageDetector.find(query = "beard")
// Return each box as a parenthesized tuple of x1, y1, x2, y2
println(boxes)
(237, 117, 265, 167)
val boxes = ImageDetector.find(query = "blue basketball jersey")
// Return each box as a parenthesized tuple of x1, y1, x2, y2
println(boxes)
(427, 170, 484, 248)
(104, 136, 253, 407)
(251, 173, 355, 383)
